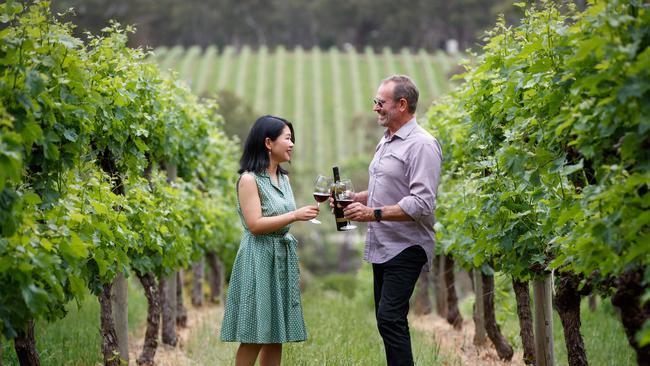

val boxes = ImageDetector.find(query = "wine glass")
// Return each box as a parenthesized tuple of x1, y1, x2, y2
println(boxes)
(335, 179, 357, 230)
(310, 175, 331, 224)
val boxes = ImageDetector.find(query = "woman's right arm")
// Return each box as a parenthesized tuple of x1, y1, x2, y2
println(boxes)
(239, 174, 319, 235)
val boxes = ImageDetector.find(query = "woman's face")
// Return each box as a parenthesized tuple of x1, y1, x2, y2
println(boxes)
(267, 125, 294, 164)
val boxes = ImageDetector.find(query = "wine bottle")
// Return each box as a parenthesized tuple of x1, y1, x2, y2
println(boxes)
(332, 166, 348, 231)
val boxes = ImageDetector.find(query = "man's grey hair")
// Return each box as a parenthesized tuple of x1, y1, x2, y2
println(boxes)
(381, 75, 419, 114)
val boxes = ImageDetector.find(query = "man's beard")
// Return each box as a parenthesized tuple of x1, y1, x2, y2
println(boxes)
(377, 111, 392, 127)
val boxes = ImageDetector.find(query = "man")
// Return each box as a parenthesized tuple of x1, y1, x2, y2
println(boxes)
(343, 75, 442, 366)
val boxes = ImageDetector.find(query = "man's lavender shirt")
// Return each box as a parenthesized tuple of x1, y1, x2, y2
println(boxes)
(363, 118, 442, 271)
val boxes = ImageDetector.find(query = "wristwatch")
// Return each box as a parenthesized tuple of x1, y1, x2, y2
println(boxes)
(373, 208, 382, 222)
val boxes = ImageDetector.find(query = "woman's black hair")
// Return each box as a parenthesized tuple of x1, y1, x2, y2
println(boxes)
(238, 115, 295, 175)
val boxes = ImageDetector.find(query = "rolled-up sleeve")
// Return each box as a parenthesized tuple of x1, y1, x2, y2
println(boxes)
(397, 139, 443, 225)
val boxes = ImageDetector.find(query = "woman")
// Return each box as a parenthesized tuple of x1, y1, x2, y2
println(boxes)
(220, 115, 319, 366)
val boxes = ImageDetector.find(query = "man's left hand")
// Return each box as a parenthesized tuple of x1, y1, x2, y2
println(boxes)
(343, 203, 374, 222)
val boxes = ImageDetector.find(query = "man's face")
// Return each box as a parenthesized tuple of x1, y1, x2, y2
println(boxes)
(373, 82, 397, 127)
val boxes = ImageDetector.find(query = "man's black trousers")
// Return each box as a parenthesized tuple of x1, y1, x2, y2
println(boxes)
(372, 245, 427, 366)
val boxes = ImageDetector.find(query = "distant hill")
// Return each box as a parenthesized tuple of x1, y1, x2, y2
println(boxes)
(150, 45, 459, 199)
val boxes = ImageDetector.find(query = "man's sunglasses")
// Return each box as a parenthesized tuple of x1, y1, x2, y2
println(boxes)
(372, 97, 386, 108)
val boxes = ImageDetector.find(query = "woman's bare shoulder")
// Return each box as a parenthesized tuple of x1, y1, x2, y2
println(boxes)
(239, 172, 257, 188)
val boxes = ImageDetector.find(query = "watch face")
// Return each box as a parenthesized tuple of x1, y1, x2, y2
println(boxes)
(374, 209, 381, 221)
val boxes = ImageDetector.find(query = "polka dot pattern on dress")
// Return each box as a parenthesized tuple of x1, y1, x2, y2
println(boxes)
(220, 171, 307, 343)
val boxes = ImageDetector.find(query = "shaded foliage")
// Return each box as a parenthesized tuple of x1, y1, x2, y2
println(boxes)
(51, 0, 524, 52)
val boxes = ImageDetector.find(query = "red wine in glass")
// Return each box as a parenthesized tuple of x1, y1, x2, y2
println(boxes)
(310, 175, 331, 224)
(313, 193, 330, 203)
(335, 179, 357, 230)
(338, 199, 354, 207)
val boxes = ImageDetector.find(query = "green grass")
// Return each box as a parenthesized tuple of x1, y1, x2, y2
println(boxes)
(234, 45, 252, 98)
(291, 47, 306, 176)
(193, 45, 217, 95)
(1, 277, 148, 365)
(158, 45, 185, 75)
(458, 273, 636, 365)
(271, 46, 287, 116)
(1, 269, 636, 365)
(216, 46, 235, 92)
(254, 46, 270, 113)
(177, 45, 202, 87)
(186, 265, 458, 365)
(312, 48, 327, 167)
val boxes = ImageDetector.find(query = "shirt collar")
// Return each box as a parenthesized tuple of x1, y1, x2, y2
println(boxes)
(384, 117, 417, 141)
(256, 170, 271, 179)
(258, 169, 279, 178)
(258, 170, 284, 192)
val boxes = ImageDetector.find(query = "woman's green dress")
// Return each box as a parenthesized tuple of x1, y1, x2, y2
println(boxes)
(220, 171, 307, 343)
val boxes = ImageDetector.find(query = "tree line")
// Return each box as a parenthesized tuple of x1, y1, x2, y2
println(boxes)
(50, 0, 534, 51)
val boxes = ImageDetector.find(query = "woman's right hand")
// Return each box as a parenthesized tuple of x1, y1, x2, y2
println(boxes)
(293, 205, 320, 221)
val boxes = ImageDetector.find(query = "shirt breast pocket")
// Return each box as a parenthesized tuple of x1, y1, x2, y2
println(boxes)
(380, 153, 407, 179)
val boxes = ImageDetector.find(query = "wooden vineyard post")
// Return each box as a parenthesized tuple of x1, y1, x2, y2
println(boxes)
(534, 274, 554, 366)
(472, 269, 487, 345)
(192, 258, 205, 307)
(433, 254, 448, 318)
(161, 163, 178, 346)
(111, 272, 129, 363)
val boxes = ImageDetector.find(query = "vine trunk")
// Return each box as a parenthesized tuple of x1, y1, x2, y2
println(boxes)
(176, 270, 188, 327)
(206, 252, 224, 303)
(14, 319, 39, 366)
(512, 279, 535, 365)
(413, 271, 432, 315)
(482, 273, 514, 361)
(98, 283, 120, 366)
(136, 271, 160, 366)
(554, 272, 588, 366)
(611, 269, 650, 365)
(444, 255, 462, 329)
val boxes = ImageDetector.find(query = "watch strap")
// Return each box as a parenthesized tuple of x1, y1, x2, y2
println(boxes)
(374, 208, 382, 222)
